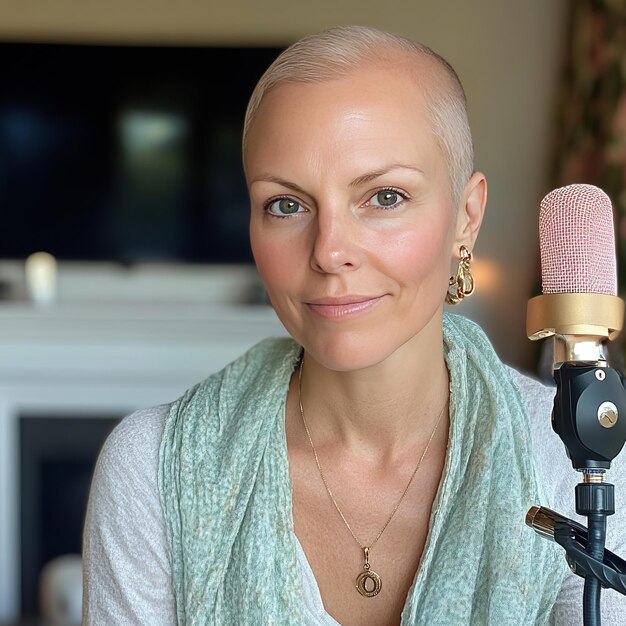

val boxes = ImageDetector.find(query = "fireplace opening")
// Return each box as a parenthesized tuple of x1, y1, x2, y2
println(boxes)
(20, 416, 120, 620)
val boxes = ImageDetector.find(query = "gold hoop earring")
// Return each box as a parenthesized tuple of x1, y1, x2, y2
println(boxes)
(446, 245, 474, 305)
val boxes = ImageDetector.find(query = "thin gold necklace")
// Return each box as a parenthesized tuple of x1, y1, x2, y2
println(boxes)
(297, 355, 448, 598)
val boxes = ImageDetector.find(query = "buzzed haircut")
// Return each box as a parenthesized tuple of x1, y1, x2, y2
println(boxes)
(242, 25, 474, 205)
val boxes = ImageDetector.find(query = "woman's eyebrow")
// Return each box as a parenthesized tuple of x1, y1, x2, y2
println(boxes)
(349, 164, 425, 188)
(249, 176, 307, 195)
(250, 164, 425, 192)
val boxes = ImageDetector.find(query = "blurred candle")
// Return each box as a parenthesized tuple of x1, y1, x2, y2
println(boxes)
(25, 251, 57, 306)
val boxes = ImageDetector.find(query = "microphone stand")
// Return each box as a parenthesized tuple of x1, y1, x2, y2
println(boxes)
(526, 336, 626, 626)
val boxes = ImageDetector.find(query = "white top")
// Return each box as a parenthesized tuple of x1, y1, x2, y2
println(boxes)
(83, 368, 626, 625)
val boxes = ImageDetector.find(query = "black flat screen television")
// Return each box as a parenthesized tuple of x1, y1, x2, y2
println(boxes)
(0, 42, 283, 263)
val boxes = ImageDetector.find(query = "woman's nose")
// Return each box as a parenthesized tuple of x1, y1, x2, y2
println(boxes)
(310, 209, 361, 274)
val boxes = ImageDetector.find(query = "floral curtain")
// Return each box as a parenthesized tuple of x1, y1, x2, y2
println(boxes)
(552, 0, 626, 290)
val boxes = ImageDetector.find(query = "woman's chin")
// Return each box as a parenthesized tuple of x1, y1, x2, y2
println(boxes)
(297, 333, 400, 373)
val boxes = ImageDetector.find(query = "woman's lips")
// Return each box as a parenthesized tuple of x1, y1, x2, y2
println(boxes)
(305, 295, 386, 319)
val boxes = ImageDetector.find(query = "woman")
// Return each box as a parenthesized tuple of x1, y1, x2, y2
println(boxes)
(83, 27, 626, 625)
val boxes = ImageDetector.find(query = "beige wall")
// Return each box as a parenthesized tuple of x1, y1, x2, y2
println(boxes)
(0, 0, 568, 369)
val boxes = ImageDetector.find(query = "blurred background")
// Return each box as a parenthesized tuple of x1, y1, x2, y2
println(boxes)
(0, 0, 624, 624)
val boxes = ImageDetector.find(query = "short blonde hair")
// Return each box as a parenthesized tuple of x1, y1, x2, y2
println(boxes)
(242, 25, 474, 204)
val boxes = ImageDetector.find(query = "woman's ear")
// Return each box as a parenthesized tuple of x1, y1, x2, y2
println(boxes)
(453, 171, 487, 251)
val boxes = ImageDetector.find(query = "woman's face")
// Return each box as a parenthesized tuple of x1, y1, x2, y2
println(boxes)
(246, 64, 473, 371)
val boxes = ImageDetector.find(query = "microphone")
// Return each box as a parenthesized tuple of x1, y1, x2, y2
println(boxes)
(527, 183, 624, 367)
(525, 184, 626, 621)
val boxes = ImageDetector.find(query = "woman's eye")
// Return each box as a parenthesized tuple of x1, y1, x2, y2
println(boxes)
(265, 197, 304, 216)
(366, 189, 407, 209)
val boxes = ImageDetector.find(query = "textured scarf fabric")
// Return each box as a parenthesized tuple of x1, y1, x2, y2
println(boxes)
(158, 313, 566, 625)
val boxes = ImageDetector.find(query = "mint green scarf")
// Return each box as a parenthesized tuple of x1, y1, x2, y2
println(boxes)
(159, 313, 566, 625)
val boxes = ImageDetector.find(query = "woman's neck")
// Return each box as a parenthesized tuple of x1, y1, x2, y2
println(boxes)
(296, 332, 450, 461)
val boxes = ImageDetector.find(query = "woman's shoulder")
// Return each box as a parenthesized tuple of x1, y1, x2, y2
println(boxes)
(505, 366, 555, 407)
(87, 404, 172, 532)
(100, 338, 299, 463)
(504, 366, 567, 505)
(505, 366, 555, 435)
(505, 367, 557, 460)
(98, 403, 170, 476)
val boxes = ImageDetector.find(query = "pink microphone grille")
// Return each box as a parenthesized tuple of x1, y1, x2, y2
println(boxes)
(539, 184, 616, 295)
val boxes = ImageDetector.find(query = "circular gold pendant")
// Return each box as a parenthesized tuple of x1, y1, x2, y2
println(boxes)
(356, 569, 382, 597)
